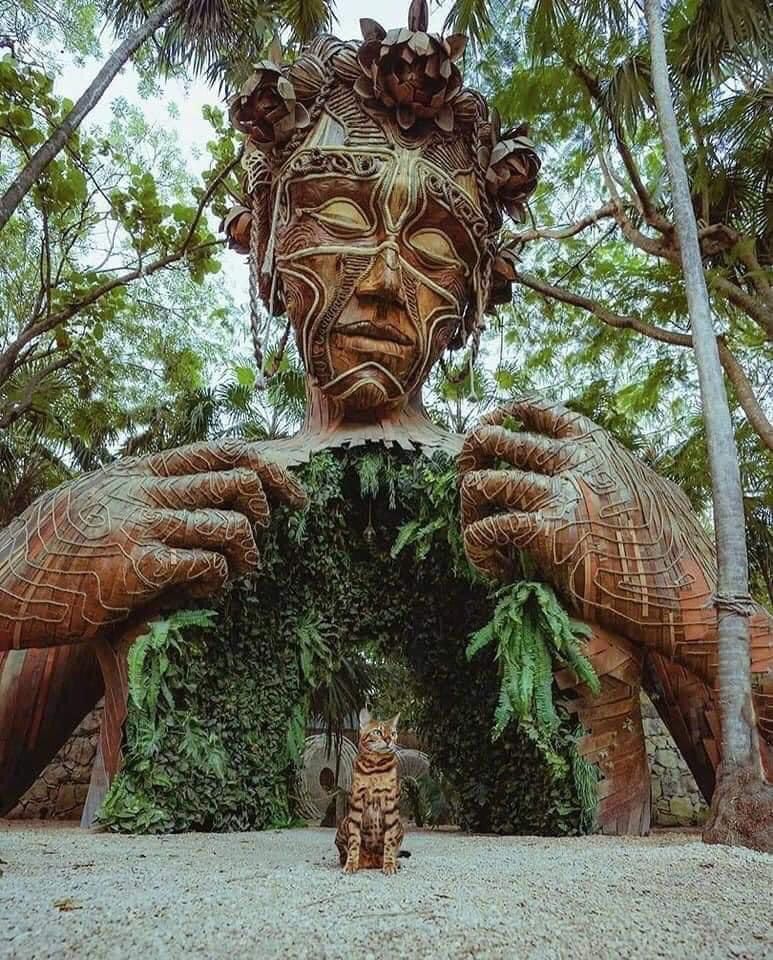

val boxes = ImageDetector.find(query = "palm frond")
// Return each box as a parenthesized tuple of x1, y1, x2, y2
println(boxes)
(679, 0, 773, 84)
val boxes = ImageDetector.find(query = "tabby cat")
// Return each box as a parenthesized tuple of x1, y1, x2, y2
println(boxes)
(335, 709, 406, 875)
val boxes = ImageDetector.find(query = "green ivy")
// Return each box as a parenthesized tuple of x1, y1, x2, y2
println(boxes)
(101, 445, 598, 836)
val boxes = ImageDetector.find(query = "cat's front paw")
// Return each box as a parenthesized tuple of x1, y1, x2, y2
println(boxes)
(382, 862, 398, 876)
(343, 860, 359, 874)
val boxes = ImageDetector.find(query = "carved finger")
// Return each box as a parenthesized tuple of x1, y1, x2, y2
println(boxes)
(480, 396, 598, 440)
(142, 469, 271, 528)
(458, 424, 576, 478)
(134, 545, 229, 599)
(242, 449, 308, 510)
(141, 509, 259, 576)
(141, 440, 307, 509)
(460, 468, 564, 527)
(463, 512, 546, 581)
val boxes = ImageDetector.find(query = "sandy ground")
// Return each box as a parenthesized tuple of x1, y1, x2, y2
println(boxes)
(0, 823, 771, 960)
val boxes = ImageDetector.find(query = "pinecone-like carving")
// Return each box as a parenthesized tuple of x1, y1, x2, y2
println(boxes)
(486, 124, 541, 222)
(354, 16, 466, 133)
(229, 60, 310, 146)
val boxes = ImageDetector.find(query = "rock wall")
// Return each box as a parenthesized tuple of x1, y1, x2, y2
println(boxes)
(6, 702, 102, 821)
(8, 695, 709, 828)
(641, 692, 708, 827)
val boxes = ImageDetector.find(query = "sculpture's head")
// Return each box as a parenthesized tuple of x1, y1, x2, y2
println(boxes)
(225, 3, 539, 421)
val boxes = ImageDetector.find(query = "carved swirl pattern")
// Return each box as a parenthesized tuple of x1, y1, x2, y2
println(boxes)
(0, 441, 306, 651)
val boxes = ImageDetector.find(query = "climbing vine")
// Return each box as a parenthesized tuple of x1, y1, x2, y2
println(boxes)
(101, 445, 599, 835)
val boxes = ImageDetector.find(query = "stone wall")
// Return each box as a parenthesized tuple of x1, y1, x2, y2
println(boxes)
(6, 702, 102, 821)
(8, 695, 709, 828)
(641, 692, 708, 827)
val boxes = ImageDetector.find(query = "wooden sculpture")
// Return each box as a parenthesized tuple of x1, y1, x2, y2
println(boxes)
(1, 2, 770, 833)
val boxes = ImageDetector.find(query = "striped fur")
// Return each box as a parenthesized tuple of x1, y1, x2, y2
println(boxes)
(335, 713, 404, 874)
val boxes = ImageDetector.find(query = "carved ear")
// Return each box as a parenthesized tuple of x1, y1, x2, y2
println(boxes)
(360, 18, 386, 42)
(359, 706, 372, 728)
(488, 246, 520, 309)
(390, 713, 400, 731)
(220, 204, 252, 255)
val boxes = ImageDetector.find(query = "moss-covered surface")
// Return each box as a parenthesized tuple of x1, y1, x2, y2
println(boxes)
(101, 446, 595, 835)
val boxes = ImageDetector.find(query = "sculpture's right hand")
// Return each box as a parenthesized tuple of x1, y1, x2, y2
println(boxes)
(0, 440, 307, 651)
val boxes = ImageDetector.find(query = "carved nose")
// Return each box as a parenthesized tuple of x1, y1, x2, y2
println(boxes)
(356, 248, 404, 305)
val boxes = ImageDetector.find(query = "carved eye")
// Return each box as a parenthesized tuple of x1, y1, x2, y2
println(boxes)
(312, 199, 369, 234)
(409, 229, 460, 268)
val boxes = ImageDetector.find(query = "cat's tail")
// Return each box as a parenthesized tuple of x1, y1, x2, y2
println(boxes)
(398, 850, 411, 859)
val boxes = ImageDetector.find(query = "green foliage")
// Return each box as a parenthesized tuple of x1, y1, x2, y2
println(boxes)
(0, 63, 260, 519)
(467, 581, 598, 745)
(466, 581, 600, 830)
(100, 446, 599, 836)
(400, 772, 454, 828)
(99, 583, 305, 833)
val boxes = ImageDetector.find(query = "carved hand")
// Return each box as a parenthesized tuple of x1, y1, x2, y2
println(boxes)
(0, 440, 307, 651)
(458, 397, 771, 686)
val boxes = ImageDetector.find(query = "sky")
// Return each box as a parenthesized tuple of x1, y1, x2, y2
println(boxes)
(54, 1, 454, 323)
(57, 2, 454, 177)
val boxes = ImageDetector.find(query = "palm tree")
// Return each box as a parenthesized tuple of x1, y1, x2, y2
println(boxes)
(643, 0, 771, 851)
(0, 0, 333, 233)
(446, 0, 772, 849)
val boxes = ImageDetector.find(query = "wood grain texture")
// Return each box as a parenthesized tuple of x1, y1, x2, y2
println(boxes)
(559, 627, 651, 835)
(1, 10, 770, 836)
(644, 652, 718, 801)
(0, 644, 102, 816)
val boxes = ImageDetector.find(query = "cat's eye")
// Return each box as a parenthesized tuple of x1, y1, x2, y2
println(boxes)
(312, 199, 369, 234)
(409, 229, 460, 268)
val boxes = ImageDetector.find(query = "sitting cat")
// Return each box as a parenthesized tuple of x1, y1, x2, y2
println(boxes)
(335, 709, 406, 875)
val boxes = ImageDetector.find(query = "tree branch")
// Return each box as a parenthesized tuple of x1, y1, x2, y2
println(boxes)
(513, 269, 773, 451)
(572, 60, 673, 235)
(711, 275, 773, 340)
(0, 152, 238, 387)
(0, 238, 223, 387)
(512, 202, 617, 243)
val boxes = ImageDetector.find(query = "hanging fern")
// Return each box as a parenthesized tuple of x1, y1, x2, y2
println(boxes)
(467, 580, 600, 829)
(467, 581, 600, 746)
(128, 609, 218, 718)
(355, 448, 398, 508)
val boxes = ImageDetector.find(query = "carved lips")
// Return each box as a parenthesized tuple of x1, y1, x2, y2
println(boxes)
(333, 318, 414, 356)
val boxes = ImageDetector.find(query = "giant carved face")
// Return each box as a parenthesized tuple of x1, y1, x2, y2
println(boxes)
(228, 23, 540, 423)
(273, 137, 488, 416)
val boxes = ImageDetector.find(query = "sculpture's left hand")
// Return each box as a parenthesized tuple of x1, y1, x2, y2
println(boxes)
(458, 397, 770, 681)
(0, 439, 307, 651)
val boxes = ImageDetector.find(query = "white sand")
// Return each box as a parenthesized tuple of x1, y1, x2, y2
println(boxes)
(0, 823, 771, 959)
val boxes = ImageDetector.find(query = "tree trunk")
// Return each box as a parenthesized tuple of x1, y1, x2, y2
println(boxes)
(0, 0, 184, 234)
(644, 0, 772, 852)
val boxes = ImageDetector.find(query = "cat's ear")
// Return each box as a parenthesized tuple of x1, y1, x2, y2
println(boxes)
(389, 713, 400, 731)
(359, 706, 372, 728)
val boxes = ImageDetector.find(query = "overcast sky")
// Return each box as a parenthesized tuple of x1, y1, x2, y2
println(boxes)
(57, 1, 454, 175)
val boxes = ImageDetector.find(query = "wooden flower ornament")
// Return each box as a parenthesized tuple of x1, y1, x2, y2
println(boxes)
(229, 58, 310, 146)
(354, 15, 466, 132)
(486, 123, 542, 222)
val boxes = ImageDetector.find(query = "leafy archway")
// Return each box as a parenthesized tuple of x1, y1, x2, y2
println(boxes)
(101, 446, 594, 835)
